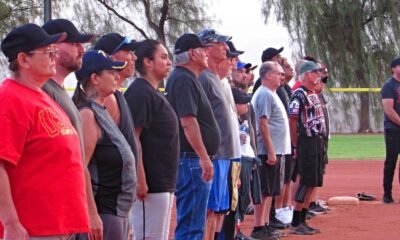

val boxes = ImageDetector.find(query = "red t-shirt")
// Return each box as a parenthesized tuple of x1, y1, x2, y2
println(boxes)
(0, 79, 89, 237)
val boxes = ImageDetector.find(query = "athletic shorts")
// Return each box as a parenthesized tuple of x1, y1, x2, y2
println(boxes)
(258, 154, 285, 197)
(284, 154, 295, 184)
(297, 135, 324, 187)
(208, 159, 231, 212)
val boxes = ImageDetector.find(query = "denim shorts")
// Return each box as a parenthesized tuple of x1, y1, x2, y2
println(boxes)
(174, 157, 212, 240)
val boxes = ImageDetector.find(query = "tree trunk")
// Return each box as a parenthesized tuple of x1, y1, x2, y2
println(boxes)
(358, 92, 371, 132)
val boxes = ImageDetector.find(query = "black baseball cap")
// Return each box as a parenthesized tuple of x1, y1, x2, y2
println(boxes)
(232, 87, 252, 104)
(94, 33, 139, 55)
(227, 41, 244, 57)
(391, 57, 400, 68)
(75, 50, 127, 81)
(196, 28, 231, 44)
(1, 23, 66, 62)
(174, 33, 211, 55)
(261, 47, 284, 62)
(42, 18, 95, 43)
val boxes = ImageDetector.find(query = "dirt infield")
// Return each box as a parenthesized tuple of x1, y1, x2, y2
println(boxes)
(168, 160, 400, 239)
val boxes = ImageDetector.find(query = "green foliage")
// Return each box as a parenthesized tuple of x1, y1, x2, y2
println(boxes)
(328, 134, 385, 160)
(262, 0, 400, 132)
(0, 0, 42, 36)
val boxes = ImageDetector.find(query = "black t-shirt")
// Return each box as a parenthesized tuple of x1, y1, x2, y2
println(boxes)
(165, 66, 221, 155)
(381, 77, 400, 129)
(277, 84, 290, 113)
(124, 78, 179, 193)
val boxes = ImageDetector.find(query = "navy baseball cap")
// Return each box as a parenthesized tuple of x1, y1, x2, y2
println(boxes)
(42, 19, 95, 43)
(196, 28, 231, 44)
(261, 47, 284, 62)
(227, 41, 244, 57)
(299, 61, 323, 75)
(232, 87, 252, 104)
(391, 57, 400, 68)
(174, 33, 211, 55)
(94, 33, 139, 55)
(1, 23, 66, 62)
(75, 50, 127, 80)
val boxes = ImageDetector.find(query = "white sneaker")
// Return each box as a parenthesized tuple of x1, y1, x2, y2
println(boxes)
(276, 207, 292, 224)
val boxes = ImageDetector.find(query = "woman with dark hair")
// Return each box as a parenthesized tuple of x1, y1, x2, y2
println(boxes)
(0, 24, 89, 239)
(72, 50, 136, 240)
(124, 39, 179, 240)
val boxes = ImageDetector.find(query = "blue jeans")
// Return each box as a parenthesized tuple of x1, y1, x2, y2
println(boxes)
(174, 158, 212, 240)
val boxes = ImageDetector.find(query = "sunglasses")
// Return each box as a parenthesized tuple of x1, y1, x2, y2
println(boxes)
(29, 49, 58, 58)
(110, 36, 130, 55)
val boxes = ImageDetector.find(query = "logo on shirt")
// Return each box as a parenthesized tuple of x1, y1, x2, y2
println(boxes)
(39, 107, 76, 137)
(289, 99, 300, 115)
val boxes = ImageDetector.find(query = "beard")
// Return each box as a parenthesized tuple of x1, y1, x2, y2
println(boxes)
(59, 52, 83, 72)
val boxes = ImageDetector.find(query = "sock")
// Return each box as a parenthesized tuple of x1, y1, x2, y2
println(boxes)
(301, 208, 308, 224)
(214, 232, 219, 239)
(291, 210, 301, 226)
(253, 226, 264, 232)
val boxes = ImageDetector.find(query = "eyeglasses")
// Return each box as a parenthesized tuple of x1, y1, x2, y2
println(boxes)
(28, 49, 58, 58)
(110, 37, 130, 55)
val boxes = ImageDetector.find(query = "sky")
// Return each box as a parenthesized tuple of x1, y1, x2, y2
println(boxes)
(210, 0, 293, 70)
(64, 0, 293, 88)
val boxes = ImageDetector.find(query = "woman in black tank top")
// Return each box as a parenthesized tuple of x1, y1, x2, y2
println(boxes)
(72, 50, 136, 240)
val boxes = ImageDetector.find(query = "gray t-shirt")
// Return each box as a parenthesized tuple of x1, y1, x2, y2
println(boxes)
(42, 79, 84, 160)
(199, 69, 234, 159)
(252, 85, 291, 155)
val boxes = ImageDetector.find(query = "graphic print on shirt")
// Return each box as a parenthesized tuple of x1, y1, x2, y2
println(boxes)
(39, 107, 76, 137)
(289, 88, 325, 137)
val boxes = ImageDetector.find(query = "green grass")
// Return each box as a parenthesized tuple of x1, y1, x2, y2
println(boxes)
(328, 134, 385, 160)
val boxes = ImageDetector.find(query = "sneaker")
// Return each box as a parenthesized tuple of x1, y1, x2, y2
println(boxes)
(309, 203, 327, 215)
(269, 216, 289, 229)
(250, 227, 280, 240)
(275, 207, 292, 224)
(245, 205, 255, 215)
(266, 224, 286, 238)
(306, 211, 316, 220)
(235, 230, 257, 240)
(316, 200, 329, 210)
(383, 195, 394, 204)
(303, 223, 321, 234)
(289, 224, 315, 235)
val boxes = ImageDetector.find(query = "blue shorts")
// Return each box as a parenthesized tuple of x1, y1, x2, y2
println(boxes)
(207, 159, 231, 212)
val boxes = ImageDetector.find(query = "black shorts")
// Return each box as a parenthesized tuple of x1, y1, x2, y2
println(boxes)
(284, 154, 295, 184)
(297, 135, 324, 187)
(258, 154, 284, 196)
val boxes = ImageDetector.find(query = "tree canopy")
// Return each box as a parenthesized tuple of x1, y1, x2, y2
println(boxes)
(261, 0, 400, 132)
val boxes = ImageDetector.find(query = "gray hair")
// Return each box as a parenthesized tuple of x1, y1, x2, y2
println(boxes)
(295, 59, 307, 79)
(174, 51, 190, 65)
(259, 61, 279, 80)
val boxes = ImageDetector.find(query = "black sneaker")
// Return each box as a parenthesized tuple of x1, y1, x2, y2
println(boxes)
(383, 195, 394, 204)
(235, 230, 257, 240)
(250, 226, 280, 240)
(306, 211, 316, 219)
(266, 224, 286, 238)
(289, 224, 315, 235)
(303, 223, 321, 234)
(269, 216, 288, 229)
(309, 203, 327, 215)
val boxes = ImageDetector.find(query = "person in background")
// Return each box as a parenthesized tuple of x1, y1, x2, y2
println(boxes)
(166, 33, 219, 240)
(72, 50, 137, 240)
(124, 39, 178, 240)
(0, 23, 89, 239)
(41, 19, 103, 239)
